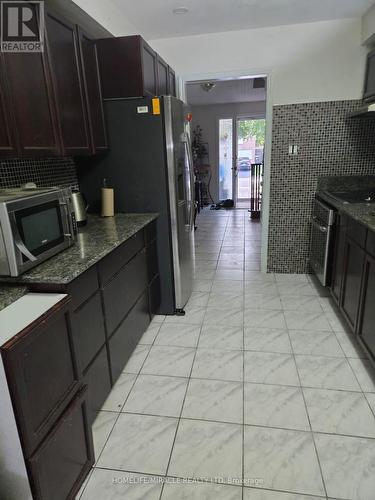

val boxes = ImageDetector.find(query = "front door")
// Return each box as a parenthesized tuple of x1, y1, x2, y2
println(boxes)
(218, 118, 236, 202)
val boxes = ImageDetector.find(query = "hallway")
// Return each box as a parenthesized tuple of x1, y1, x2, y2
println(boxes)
(78, 209, 375, 500)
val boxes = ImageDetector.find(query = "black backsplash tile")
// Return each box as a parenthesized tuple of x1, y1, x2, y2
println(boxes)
(0, 157, 78, 190)
(267, 100, 375, 274)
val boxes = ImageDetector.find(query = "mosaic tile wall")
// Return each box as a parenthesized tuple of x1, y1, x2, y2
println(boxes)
(267, 99, 375, 273)
(0, 157, 78, 189)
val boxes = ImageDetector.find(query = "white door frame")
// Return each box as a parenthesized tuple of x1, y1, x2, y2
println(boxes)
(182, 68, 273, 273)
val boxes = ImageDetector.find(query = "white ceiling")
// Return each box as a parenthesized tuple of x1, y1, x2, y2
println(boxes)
(186, 78, 266, 105)
(110, 0, 374, 39)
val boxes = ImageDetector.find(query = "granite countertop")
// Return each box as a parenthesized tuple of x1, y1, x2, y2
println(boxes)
(317, 191, 375, 233)
(1, 213, 158, 286)
(0, 284, 29, 312)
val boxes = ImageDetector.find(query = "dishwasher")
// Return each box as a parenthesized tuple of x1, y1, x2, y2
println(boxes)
(309, 197, 336, 286)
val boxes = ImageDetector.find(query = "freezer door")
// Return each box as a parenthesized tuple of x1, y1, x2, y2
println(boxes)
(164, 96, 195, 310)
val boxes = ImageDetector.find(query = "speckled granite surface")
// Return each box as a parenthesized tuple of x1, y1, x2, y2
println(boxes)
(1, 213, 157, 286)
(317, 191, 375, 232)
(317, 175, 375, 192)
(0, 285, 28, 312)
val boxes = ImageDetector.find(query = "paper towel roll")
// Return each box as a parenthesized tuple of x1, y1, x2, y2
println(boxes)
(101, 188, 114, 217)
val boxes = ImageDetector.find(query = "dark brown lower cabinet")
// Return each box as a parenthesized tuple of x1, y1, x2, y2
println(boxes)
(149, 275, 161, 315)
(109, 292, 150, 382)
(331, 214, 346, 304)
(28, 386, 94, 500)
(358, 254, 375, 357)
(1, 297, 80, 458)
(71, 291, 106, 372)
(83, 346, 112, 424)
(340, 236, 365, 330)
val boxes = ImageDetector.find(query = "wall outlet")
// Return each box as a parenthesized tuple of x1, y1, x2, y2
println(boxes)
(288, 144, 299, 155)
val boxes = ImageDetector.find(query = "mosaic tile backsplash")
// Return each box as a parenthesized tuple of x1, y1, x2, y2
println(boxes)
(0, 157, 78, 190)
(267, 99, 375, 274)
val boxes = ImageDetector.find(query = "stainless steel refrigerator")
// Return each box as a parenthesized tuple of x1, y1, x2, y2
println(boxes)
(78, 96, 195, 315)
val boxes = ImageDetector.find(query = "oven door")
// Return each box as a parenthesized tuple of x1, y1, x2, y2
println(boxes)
(309, 217, 332, 286)
(8, 195, 72, 275)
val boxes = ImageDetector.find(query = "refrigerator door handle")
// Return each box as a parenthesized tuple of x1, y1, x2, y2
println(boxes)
(184, 134, 195, 231)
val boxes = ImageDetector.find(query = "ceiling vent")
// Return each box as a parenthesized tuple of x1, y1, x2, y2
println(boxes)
(253, 78, 266, 89)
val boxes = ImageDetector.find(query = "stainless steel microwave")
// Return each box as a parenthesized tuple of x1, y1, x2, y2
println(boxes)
(0, 187, 75, 277)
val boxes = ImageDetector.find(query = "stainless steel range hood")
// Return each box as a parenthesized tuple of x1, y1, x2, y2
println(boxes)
(348, 102, 375, 118)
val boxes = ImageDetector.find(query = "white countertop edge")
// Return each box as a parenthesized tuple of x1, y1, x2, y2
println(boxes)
(0, 293, 67, 346)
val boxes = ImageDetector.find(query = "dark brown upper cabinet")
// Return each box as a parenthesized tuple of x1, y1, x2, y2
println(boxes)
(0, 50, 61, 156)
(77, 27, 107, 153)
(156, 55, 169, 95)
(45, 11, 91, 155)
(168, 66, 177, 97)
(96, 35, 177, 99)
(0, 70, 17, 155)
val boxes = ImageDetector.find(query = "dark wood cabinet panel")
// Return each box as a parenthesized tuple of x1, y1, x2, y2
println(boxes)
(83, 346, 112, 424)
(109, 291, 150, 382)
(341, 237, 365, 330)
(72, 292, 106, 372)
(331, 214, 346, 304)
(98, 231, 144, 286)
(168, 66, 176, 97)
(66, 266, 99, 310)
(103, 249, 148, 335)
(77, 27, 107, 153)
(28, 386, 94, 500)
(1, 298, 79, 457)
(96, 35, 175, 99)
(0, 50, 60, 155)
(45, 11, 90, 155)
(141, 42, 157, 96)
(156, 55, 168, 95)
(358, 254, 375, 358)
(0, 69, 17, 154)
(147, 239, 158, 283)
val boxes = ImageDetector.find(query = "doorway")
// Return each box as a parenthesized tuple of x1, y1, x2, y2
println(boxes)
(218, 116, 265, 209)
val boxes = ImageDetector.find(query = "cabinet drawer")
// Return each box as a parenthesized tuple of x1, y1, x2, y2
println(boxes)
(347, 218, 367, 248)
(109, 291, 150, 382)
(1, 298, 80, 457)
(366, 230, 375, 259)
(28, 386, 94, 500)
(98, 231, 144, 285)
(103, 249, 148, 335)
(71, 291, 106, 372)
(66, 266, 99, 310)
(83, 346, 112, 425)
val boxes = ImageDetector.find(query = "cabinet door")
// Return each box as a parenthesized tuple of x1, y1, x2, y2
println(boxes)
(1, 298, 80, 457)
(340, 236, 365, 330)
(141, 42, 157, 96)
(45, 11, 90, 155)
(168, 67, 176, 97)
(83, 346, 112, 424)
(156, 55, 168, 95)
(0, 66, 18, 155)
(331, 214, 346, 304)
(358, 254, 375, 358)
(77, 28, 107, 153)
(28, 386, 94, 500)
(0, 50, 61, 156)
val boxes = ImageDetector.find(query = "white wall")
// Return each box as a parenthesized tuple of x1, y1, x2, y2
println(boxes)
(151, 18, 366, 106)
(362, 3, 375, 46)
(191, 101, 266, 202)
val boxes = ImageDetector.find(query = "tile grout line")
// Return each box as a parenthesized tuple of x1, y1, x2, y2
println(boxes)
(282, 310, 329, 500)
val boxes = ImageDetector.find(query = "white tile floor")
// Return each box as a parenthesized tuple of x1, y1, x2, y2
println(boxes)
(77, 209, 375, 500)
